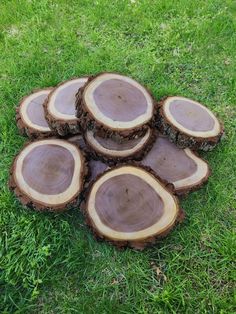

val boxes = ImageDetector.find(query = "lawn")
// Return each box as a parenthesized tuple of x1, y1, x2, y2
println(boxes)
(0, 0, 235, 313)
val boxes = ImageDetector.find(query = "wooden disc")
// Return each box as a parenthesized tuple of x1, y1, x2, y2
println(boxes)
(76, 73, 155, 139)
(9, 139, 86, 212)
(16, 88, 54, 139)
(142, 135, 210, 195)
(44, 77, 88, 136)
(84, 127, 155, 163)
(85, 165, 183, 249)
(156, 96, 224, 151)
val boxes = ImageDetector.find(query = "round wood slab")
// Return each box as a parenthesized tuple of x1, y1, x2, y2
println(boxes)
(44, 77, 88, 136)
(16, 88, 54, 139)
(156, 96, 224, 150)
(76, 73, 155, 139)
(9, 139, 86, 212)
(142, 135, 210, 195)
(84, 127, 155, 163)
(85, 165, 183, 249)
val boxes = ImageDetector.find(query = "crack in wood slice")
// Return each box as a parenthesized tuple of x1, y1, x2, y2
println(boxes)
(156, 96, 224, 151)
(85, 165, 183, 249)
(141, 134, 210, 195)
(16, 88, 55, 139)
(75, 73, 155, 140)
(44, 77, 88, 136)
(84, 127, 156, 164)
(9, 139, 87, 212)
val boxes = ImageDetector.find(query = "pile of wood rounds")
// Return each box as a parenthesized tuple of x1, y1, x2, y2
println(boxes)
(10, 72, 224, 249)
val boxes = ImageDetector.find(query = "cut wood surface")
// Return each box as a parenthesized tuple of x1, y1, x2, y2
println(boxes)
(142, 135, 210, 195)
(156, 96, 224, 151)
(84, 127, 155, 163)
(9, 139, 86, 212)
(44, 77, 88, 136)
(85, 165, 183, 249)
(76, 73, 155, 139)
(16, 88, 54, 139)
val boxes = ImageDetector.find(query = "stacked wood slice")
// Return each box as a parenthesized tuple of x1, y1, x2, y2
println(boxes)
(10, 72, 224, 249)
(83, 127, 155, 164)
(16, 88, 55, 138)
(44, 77, 88, 136)
(75, 73, 154, 139)
(141, 134, 210, 196)
(156, 96, 224, 151)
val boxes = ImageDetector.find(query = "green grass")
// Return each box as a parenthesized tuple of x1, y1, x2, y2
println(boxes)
(0, 0, 236, 313)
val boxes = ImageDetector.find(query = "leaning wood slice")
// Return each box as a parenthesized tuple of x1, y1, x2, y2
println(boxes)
(67, 135, 108, 185)
(141, 135, 210, 195)
(9, 139, 87, 212)
(85, 165, 183, 249)
(156, 96, 224, 151)
(44, 77, 88, 136)
(16, 88, 55, 139)
(76, 73, 155, 139)
(84, 127, 155, 164)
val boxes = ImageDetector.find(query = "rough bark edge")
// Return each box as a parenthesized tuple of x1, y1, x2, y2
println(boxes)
(16, 88, 56, 139)
(43, 77, 89, 136)
(155, 96, 224, 151)
(75, 72, 156, 140)
(81, 163, 184, 250)
(83, 127, 157, 165)
(8, 140, 88, 212)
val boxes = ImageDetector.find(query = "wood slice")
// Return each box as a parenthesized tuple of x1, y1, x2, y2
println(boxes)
(16, 88, 55, 139)
(76, 73, 155, 140)
(84, 127, 155, 164)
(141, 135, 210, 195)
(9, 139, 87, 212)
(156, 96, 224, 151)
(85, 165, 183, 249)
(44, 77, 88, 136)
